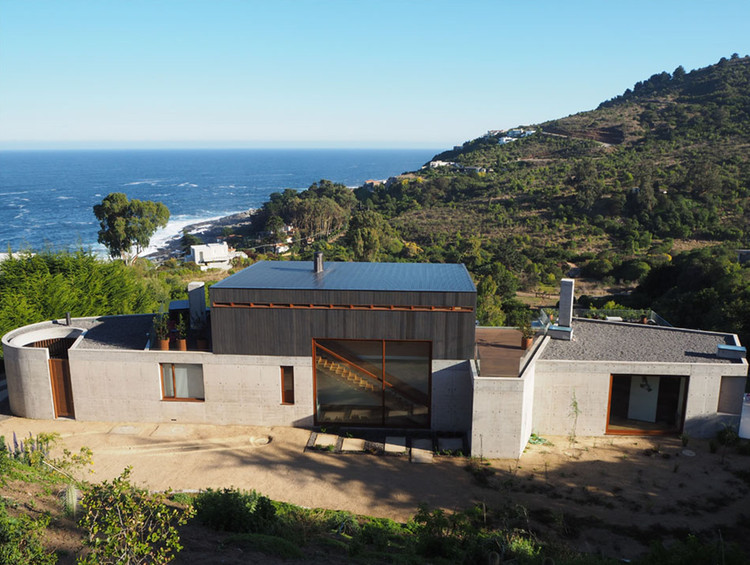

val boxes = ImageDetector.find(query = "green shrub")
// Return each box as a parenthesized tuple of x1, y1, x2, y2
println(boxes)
(357, 517, 404, 550)
(326, 510, 360, 536)
(637, 534, 748, 565)
(717, 424, 740, 446)
(194, 487, 276, 534)
(0, 500, 56, 565)
(222, 533, 303, 559)
(77, 467, 194, 565)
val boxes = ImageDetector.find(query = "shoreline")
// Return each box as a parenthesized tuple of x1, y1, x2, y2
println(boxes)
(143, 210, 255, 263)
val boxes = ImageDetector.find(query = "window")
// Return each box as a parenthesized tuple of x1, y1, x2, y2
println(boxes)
(281, 366, 295, 404)
(718, 376, 746, 414)
(314, 339, 431, 428)
(161, 363, 204, 401)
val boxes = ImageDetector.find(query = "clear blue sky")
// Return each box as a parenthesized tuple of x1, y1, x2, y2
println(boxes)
(1, 0, 748, 150)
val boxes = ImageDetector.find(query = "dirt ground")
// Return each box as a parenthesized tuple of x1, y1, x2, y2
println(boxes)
(2, 417, 750, 561)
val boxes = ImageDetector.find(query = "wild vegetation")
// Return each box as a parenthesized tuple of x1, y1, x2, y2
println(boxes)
(2, 432, 750, 563)
(228, 55, 750, 343)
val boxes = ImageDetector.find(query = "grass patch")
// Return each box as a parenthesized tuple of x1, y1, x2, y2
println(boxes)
(223, 532, 304, 559)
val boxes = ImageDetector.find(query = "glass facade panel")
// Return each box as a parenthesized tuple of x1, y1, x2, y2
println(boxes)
(314, 339, 431, 428)
(384, 341, 430, 427)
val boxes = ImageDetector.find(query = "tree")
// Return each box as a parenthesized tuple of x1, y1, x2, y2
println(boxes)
(93, 193, 169, 264)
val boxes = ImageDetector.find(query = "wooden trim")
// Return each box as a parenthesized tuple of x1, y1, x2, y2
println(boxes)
(212, 301, 473, 313)
(312, 340, 318, 425)
(605, 374, 614, 435)
(280, 366, 295, 405)
(160, 397, 204, 403)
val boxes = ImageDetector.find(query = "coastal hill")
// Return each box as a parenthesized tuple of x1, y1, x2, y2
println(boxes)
(242, 55, 750, 341)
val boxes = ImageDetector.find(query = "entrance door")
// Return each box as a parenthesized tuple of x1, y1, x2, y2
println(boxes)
(49, 359, 75, 418)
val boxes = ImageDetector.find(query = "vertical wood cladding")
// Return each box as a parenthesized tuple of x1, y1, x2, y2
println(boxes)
(210, 288, 476, 359)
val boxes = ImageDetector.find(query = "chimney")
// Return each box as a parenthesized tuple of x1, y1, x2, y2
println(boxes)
(187, 281, 206, 330)
(314, 252, 324, 273)
(558, 278, 575, 327)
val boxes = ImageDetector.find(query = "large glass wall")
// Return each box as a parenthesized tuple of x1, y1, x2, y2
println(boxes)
(314, 339, 431, 428)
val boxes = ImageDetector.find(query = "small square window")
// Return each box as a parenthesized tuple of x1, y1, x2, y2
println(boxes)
(281, 366, 295, 404)
(161, 363, 204, 401)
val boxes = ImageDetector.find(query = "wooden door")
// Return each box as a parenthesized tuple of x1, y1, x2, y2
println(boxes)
(49, 359, 75, 418)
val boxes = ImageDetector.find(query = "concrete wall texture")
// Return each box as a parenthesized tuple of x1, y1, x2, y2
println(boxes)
(4, 318, 747, 461)
(69, 350, 315, 427)
(532, 356, 747, 438)
(431, 360, 473, 432)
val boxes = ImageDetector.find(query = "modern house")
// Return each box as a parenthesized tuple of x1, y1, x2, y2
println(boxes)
(3, 258, 747, 459)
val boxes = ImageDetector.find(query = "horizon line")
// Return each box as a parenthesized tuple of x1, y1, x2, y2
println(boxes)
(0, 141, 448, 152)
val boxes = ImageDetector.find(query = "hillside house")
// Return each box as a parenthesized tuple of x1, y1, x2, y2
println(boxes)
(185, 242, 246, 271)
(3, 260, 747, 459)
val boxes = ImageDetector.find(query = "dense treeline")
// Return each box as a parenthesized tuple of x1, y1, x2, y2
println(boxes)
(0, 251, 167, 342)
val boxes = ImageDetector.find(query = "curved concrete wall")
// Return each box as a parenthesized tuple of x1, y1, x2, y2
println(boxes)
(2, 321, 86, 419)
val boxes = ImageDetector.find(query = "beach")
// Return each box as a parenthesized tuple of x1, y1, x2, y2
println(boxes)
(143, 210, 255, 263)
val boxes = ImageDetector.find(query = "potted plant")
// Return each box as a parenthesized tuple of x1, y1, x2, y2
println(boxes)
(152, 312, 169, 350)
(175, 315, 188, 351)
(520, 318, 535, 350)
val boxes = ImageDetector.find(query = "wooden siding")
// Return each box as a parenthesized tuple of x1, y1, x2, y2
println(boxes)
(211, 287, 476, 309)
(210, 287, 476, 359)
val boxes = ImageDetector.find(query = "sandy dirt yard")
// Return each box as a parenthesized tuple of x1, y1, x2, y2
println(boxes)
(2, 417, 749, 561)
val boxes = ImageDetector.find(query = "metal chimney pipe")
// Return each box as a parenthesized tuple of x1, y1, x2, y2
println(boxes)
(314, 252, 324, 273)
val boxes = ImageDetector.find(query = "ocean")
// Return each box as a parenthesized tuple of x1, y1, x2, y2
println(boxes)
(0, 148, 437, 255)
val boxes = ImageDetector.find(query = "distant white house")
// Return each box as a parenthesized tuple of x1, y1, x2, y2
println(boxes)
(185, 242, 246, 271)
(427, 160, 457, 169)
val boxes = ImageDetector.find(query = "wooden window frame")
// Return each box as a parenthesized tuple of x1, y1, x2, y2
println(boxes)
(281, 366, 295, 405)
(160, 363, 205, 402)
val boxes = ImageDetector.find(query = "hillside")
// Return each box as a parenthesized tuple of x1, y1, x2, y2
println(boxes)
(237, 56, 750, 341)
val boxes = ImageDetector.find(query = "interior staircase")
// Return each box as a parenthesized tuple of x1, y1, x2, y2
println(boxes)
(315, 356, 414, 411)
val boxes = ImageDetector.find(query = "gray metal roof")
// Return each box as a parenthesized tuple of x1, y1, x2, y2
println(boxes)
(212, 260, 476, 293)
(540, 318, 742, 364)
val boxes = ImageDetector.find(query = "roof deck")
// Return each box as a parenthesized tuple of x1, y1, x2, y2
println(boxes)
(475, 327, 529, 377)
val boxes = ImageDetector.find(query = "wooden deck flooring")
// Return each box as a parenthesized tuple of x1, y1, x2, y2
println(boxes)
(475, 327, 528, 377)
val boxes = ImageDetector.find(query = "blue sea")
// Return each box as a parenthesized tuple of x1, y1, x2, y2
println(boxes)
(0, 148, 437, 255)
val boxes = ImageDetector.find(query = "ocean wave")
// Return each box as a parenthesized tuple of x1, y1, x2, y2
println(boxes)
(142, 211, 244, 255)
(123, 180, 162, 186)
(56, 196, 74, 200)
(177, 182, 198, 188)
(0, 190, 29, 196)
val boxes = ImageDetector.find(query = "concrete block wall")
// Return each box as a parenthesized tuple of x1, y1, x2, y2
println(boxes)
(3, 343, 55, 419)
(470, 358, 534, 460)
(533, 358, 748, 438)
(68, 349, 314, 427)
(2, 321, 88, 420)
(431, 360, 472, 432)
